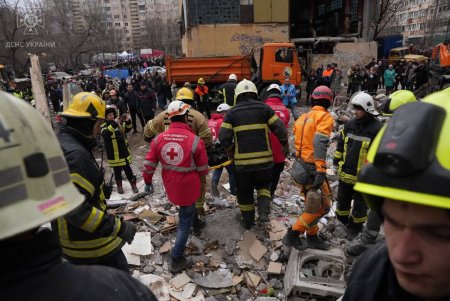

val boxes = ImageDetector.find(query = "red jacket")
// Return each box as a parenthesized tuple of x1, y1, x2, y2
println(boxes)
(265, 95, 290, 163)
(208, 113, 224, 140)
(143, 122, 208, 206)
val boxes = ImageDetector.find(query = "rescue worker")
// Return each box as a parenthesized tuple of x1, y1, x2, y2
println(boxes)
(209, 103, 236, 196)
(143, 101, 208, 273)
(143, 87, 212, 235)
(321, 64, 333, 87)
(194, 78, 211, 119)
(219, 79, 289, 229)
(343, 87, 450, 301)
(101, 106, 138, 194)
(333, 92, 382, 240)
(346, 90, 417, 257)
(107, 89, 128, 117)
(0, 92, 157, 301)
(12, 87, 24, 99)
(283, 85, 334, 250)
(217, 74, 238, 107)
(264, 84, 290, 197)
(57, 92, 136, 272)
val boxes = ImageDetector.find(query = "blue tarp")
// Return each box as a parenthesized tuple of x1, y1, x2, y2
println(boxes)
(103, 69, 129, 79)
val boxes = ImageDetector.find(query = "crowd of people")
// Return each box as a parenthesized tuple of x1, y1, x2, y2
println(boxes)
(0, 56, 449, 301)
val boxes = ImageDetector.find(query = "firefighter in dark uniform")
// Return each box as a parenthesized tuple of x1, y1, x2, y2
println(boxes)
(333, 92, 382, 239)
(101, 106, 138, 194)
(217, 73, 238, 107)
(56, 92, 137, 272)
(219, 79, 289, 229)
(0, 91, 157, 301)
(143, 87, 212, 235)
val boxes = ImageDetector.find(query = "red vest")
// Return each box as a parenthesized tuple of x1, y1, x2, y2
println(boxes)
(265, 96, 290, 163)
(208, 113, 224, 140)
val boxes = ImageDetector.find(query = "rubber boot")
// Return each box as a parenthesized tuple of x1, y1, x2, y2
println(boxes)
(239, 211, 255, 230)
(211, 182, 219, 197)
(306, 234, 331, 250)
(258, 198, 270, 223)
(192, 212, 206, 236)
(129, 177, 139, 194)
(282, 228, 308, 251)
(116, 179, 124, 194)
(345, 230, 378, 257)
(169, 256, 193, 273)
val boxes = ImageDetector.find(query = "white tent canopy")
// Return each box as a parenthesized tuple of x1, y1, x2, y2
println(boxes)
(118, 51, 130, 57)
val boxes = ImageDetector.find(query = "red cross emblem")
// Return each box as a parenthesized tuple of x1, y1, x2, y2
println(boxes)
(161, 142, 184, 165)
(166, 148, 178, 160)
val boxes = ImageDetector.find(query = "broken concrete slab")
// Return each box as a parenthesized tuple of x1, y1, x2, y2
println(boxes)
(159, 241, 171, 254)
(269, 251, 280, 262)
(249, 239, 268, 262)
(193, 270, 233, 289)
(181, 283, 197, 299)
(243, 271, 261, 287)
(122, 244, 141, 266)
(138, 209, 163, 224)
(267, 262, 283, 274)
(139, 274, 171, 301)
(170, 272, 192, 290)
(235, 231, 267, 269)
(232, 275, 244, 286)
(127, 232, 152, 256)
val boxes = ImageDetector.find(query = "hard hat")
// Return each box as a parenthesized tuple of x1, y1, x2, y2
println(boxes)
(354, 88, 450, 211)
(351, 92, 379, 116)
(109, 89, 117, 96)
(235, 79, 258, 99)
(217, 103, 231, 112)
(382, 90, 417, 115)
(167, 100, 190, 119)
(105, 106, 117, 118)
(228, 74, 237, 81)
(267, 83, 281, 93)
(176, 87, 194, 101)
(184, 82, 191, 88)
(198, 78, 205, 85)
(311, 85, 333, 102)
(0, 92, 84, 240)
(61, 92, 106, 119)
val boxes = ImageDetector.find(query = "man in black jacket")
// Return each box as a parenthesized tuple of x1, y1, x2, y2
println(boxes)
(124, 83, 145, 133)
(219, 79, 289, 229)
(138, 82, 157, 122)
(217, 73, 237, 107)
(343, 89, 450, 301)
(57, 92, 136, 272)
(0, 91, 157, 301)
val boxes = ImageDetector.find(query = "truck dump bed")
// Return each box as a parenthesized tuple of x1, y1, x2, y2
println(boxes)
(166, 55, 252, 84)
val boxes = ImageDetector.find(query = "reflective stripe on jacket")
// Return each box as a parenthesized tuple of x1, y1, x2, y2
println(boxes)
(143, 122, 208, 206)
(56, 127, 124, 262)
(293, 106, 334, 173)
(143, 108, 212, 152)
(219, 99, 288, 172)
(101, 120, 132, 167)
(265, 94, 290, 163)
(218, 80, 237, 107)
(333, 116, 382, 184)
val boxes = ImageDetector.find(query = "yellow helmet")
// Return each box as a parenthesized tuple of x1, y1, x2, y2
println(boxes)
(235, 79, 258, 100)
(176, 87, 194, 101)
(197, 78, 205, 85)
(61, 92, 105, 119)
(355, 87, 450, 211)
(381, 90, 417, 115)
(0, 92, 84, 240)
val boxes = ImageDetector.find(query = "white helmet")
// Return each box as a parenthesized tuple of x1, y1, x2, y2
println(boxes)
(167, 100, 190, 119)
(267, 83, 281, 93)
(0, 92, 84, 240)
(351, 92, 379, 116)
(217, 103, 231, 112)
(235, 79, 258, 100)
(228, 74, 237, 81)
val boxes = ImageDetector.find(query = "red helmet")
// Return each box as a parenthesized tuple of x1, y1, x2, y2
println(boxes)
(311, 85, 333, 102)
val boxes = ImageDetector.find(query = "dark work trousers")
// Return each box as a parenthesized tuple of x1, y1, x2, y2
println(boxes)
(74, 249, 130, 274)
(197, 100, 211, 119)
(336, 181, 368, 231)
(129, 108, 145, 131)
(366, 208, 381, 233)
(113, 163, 134, 181)
(143, 111, 155, 123)
(271, 162, 285, 197)
(235, 168, 272, 228)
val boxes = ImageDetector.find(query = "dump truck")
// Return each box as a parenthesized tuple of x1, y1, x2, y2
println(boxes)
(166, 42, 302, 100)
(429, 42, 450, 91)
(387, 47, 428, 65)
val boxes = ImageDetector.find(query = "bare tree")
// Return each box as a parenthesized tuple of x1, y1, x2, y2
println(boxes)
(373, 0, 407, 40)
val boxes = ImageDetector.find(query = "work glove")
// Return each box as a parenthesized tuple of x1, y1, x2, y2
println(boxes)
(282, 144, 290, 158)
(144, 183, 154, 193)
(312, 172, 327, 190)
(118, 221, 137, 244)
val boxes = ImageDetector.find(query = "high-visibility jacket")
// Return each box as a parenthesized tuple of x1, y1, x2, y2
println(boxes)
(101, 119, 132, 167)
(143, 122, 208, 206)
(217, 80, 237, 107)
(219, 99, 288, 172)
(13, 91, 23, 99)
(293, 106, 334, 173)
(55, 126, 125, 263)
(208, 113, 224, 141)
(333, 116, 382, 184)
(265, 94, 290, 163)
(143, 108, 212, 152)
